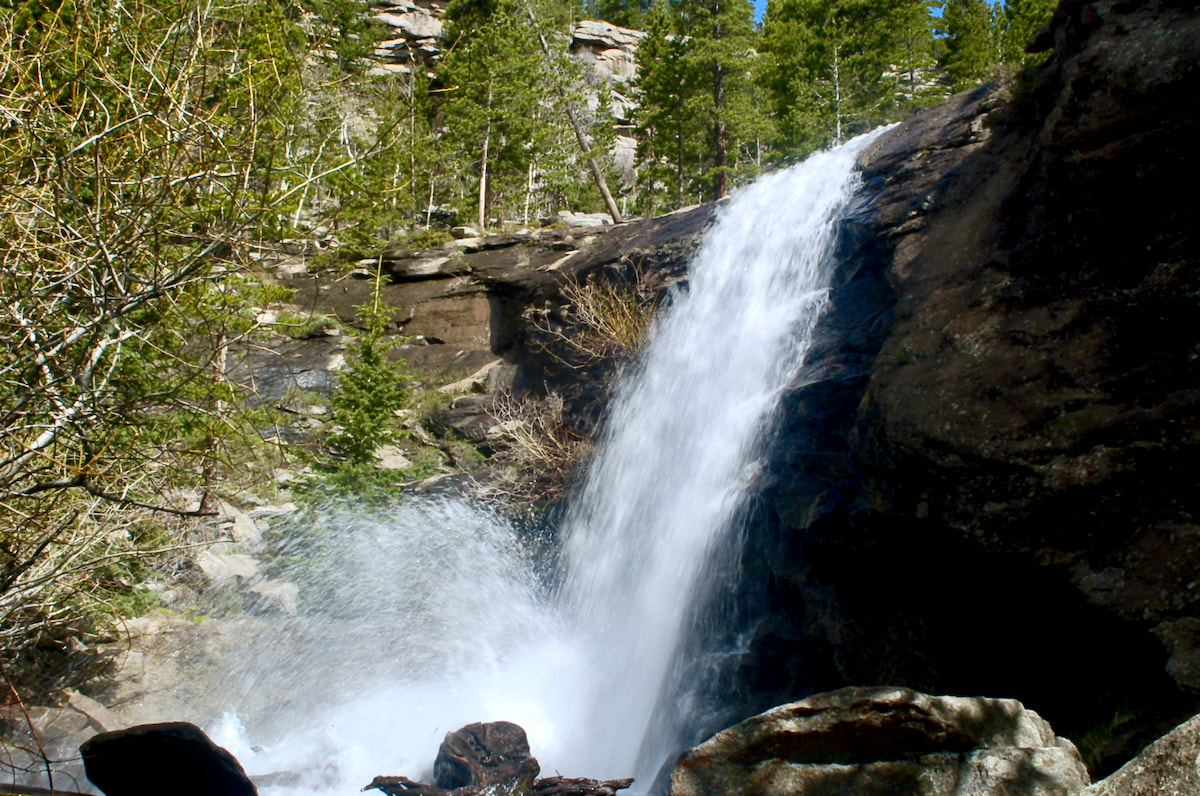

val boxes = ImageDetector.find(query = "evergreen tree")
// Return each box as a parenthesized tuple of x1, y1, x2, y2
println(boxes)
(889, 0, 943, 112)
(996, 0, 1056, 67)
(760, 0, 907, 159)
(330, 271, 408, 464)
(677, 0, 765, 199)
(438, 0, 548, 231)
(635, 0, 766, 207)
(939, 0, 997, 91)
(586, 0, 649, 28)
(634, 0, 704, 212)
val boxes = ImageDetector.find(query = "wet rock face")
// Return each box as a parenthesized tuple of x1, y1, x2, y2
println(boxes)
(728, 0, 1200, 775)
(669, 687, 1088, 796)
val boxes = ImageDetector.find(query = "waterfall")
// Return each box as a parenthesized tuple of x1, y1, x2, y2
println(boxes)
(552, 129, 883, 779)
(206, 130, 883, 795)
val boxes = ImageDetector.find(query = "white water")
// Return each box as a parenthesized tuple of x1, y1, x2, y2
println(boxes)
(210, 131, 882, 794)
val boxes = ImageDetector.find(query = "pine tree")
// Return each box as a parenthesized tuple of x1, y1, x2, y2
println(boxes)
(330, 270, 408, 464)
(997, 0, 1056, 67)
(586, 0, 649, 28)
(939, 0, 997, 91)
(438, 0, 548, 231)
(761, 0, 905, 159)
(889, 0, 942, 112)
(677, 0, 765, 199)
(635, 0, 766, 207)
(634, 0, 703, 212)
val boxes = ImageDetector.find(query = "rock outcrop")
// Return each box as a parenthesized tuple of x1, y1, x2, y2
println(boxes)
(570, 20, 645, 84)
(370, 0, 446, 75)
(669, 687, 1088, 796)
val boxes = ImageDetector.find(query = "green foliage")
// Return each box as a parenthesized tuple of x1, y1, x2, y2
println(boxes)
(437, 0, 559, 229)
(996, 0, 1056, 67)
(585, 0, 648, 28)
(634, 0, 769, 210)
(938, 0, 998, 91)
(0, 0, 313, 683)
(760, 0, 927, 159)
(1075, 708, 1138, 773)
(328, 270, 409, 463)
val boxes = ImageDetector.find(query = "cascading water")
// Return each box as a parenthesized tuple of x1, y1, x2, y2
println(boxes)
(205, 130, 884, 795)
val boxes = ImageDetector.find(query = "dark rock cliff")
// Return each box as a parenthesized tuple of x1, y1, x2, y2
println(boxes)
(726, 0, 1200, 776)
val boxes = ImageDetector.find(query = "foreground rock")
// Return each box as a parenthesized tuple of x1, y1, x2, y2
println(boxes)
(669, 687, 1088, 796)
(1081, 712, 1200, 795)
(80, 722, 256, 796)
(434, 721, 540, 791)
(365, 721, 632, 796)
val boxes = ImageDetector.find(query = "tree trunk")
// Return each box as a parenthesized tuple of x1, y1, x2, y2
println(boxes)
(478, 84, 493, 234)
(833, 44, 843, 145)
(523, 4, 623, 224)
(713, 61, 728, 199)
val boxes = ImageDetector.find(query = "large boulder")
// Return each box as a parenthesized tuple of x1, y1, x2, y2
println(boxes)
(433, 721, 540, 792)
(669, 687, 1088, 796)
(80, 722, 256, 796)
(1081, 712, 1200, 795)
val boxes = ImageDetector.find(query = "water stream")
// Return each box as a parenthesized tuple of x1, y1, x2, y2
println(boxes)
(211, 131, 882, 795)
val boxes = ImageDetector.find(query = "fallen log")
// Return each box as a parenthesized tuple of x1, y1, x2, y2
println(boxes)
(361, 775, 448, 795)
(533, 776, 635, 795)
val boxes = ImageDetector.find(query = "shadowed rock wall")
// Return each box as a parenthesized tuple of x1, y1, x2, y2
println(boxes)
(720, 0, 1200, 776)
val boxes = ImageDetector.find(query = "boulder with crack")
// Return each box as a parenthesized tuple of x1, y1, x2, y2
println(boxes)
(669, 687, 1089, 796)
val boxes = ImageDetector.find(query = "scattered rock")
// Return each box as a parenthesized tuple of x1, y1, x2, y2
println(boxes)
(438, 359, 504, 394)
(428, 395, 500, 443)
(433, 721, 540, 791)
(81, 722, 256, 796)
(669, 687, 1089, 796)
(1154, 618, 1200, 693)
(195, 550, 259, 583)
(247, 580, 300, 615)
(556, 210, 613, 228)
(1081, 711, 1200, 795)
(229, 512, 261, 546)
(66, 690, 119, 733)
(373, 444, 414, 471)
(246, 502, 297, 520)
(533, 777, 635, 795)
(364, 722, 632, 796)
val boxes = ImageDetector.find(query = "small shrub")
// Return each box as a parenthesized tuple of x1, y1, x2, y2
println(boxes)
(480, 391, 592, 505)
(328, 268, 409, 463)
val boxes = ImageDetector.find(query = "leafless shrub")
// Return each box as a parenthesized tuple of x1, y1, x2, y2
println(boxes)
(475, 392, 592, 507)
(535, 266, 658, 366)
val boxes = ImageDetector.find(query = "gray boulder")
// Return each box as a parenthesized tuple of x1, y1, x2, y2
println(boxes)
(669, 687, 1089, 796)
